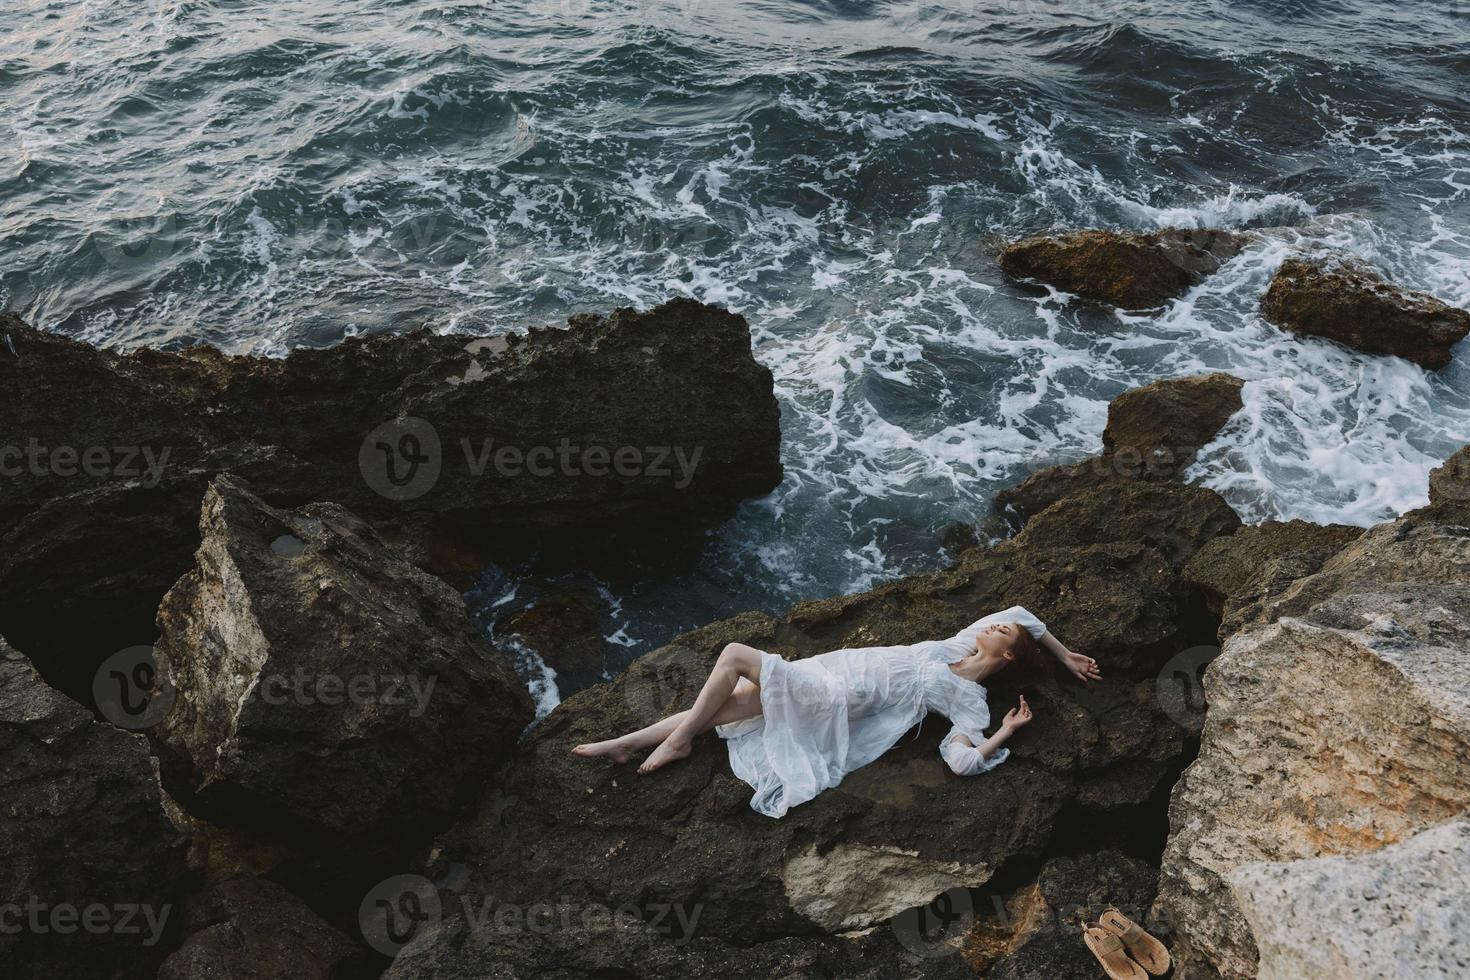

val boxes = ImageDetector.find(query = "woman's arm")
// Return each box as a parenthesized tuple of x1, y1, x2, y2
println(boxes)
(1039, 630, 1101, 684)
(942, 696, 1032, 775)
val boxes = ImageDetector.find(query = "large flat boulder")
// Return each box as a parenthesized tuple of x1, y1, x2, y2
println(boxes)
(379, 480, 1238, 972)
(1261, 258, 1470, 369)
(1228, 818, 1470, 980)
(998, 228, 1245, 310)
(150, 475, 534, 855)
(1153, 491, 1470, 978)
(0, 300, 781, 697)
(0, 638, 187, 979)
(987, 372, 1245, 537)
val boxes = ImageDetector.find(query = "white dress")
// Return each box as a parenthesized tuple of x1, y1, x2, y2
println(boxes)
(717, 606, 1047, 818)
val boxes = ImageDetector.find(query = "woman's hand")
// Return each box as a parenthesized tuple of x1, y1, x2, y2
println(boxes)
(1062, 649, 1102, 684)
(1000, 694, 1033, 732)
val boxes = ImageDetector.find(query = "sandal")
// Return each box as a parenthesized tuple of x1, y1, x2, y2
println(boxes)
(1099, 906, 1171, 975)
(1083, 922, 1148, 980)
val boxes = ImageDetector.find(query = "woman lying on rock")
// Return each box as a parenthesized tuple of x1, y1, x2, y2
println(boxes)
(572, 606, 1101, 818)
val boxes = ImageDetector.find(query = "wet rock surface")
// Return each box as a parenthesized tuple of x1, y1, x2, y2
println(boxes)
(998, 228, 1246, 310)
(1153, 473, 1470, 979)
(151, 475, 534, 855)
(1260, 258, 1470, 369)
(379, 479, 1236, 972)
(0, 300, 781, 697)
(987, 372, 1245, 537)
(0, 638, 187, 979)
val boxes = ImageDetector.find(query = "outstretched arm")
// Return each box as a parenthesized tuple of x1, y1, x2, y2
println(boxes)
(1039, 630, 1101, 684)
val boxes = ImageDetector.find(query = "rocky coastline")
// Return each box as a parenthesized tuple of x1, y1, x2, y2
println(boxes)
(3, 246, 1468, 978)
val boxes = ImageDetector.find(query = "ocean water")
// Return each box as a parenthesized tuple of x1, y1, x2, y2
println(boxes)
(4, 1, 1469, 708)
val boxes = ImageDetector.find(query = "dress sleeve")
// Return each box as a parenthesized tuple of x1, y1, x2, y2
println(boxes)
(940, 726, 1009, 776)
(939, 605, 1048, 658)
(938, 682, 1008, 775)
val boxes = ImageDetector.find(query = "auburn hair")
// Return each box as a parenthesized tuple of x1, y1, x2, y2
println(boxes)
(1008, 627, 1046, 675)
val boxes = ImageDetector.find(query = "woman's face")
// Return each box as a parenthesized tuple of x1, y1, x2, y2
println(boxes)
(974, 622, 1019, 659)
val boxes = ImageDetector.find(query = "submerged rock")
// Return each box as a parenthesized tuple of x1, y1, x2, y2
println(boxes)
(151, 475, 534, 854)
(987, 372, 1245, 537)
(998, 228, 1246, 310)
(1229, 818, 1470, 980)
(0, 300, 781, 698)
(380, 479, 1236, 972)
(0, 637, 187, 979)
(157, 876, 363, 980)
(1153, 479, 1470, 979)
(1261, 258, 1470, 369)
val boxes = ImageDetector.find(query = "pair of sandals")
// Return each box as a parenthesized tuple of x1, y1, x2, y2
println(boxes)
(1082, 907, 1172, 979)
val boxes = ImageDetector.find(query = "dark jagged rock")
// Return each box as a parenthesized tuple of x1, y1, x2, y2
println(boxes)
(157, 876, 363, 980)
(1261, 258, 1470, 369)
(1183, 519, 1364, 639)
(0, 638, 187, 980)
(998, 228, 1246, 310)
(383, 480, 1236, 973)
(987, 372, 1245, 537)
(151, 475, 534, 855)
(0, 300, 782, 698)
(384, 909, 976, 980)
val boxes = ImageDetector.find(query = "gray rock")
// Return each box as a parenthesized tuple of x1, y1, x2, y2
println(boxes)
(1153, 490, 1470, 979)
(1229, 819, 1470, 980)
(151, 475, 534, 854)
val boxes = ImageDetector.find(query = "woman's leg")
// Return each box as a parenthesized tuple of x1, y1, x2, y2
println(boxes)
(639, 642, 763, 773)
(572, 645, 764, 765)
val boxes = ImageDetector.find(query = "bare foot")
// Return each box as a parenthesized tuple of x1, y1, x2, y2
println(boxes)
(638, 735, 691, 774)
(571, 738, 631, 764)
